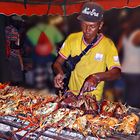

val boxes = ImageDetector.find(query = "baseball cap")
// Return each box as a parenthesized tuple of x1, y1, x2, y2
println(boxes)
(77, 2, 104, 22)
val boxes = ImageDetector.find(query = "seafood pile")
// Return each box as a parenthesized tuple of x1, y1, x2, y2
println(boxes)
(61, 93, 139, 137)
(0, 84, 139, 139)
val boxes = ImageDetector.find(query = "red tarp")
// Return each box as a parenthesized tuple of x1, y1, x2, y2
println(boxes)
(0, 0, 140, 15)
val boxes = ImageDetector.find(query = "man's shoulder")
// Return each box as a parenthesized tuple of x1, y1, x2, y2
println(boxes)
(99, 35, 116, 51)
(101, 35, 114, 45)
(67, 32, 83, 40)
(26, 27, 36, 36)
(27, 23, 43, 35)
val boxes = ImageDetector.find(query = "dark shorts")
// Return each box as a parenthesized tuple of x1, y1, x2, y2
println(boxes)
(122, 73, 140, 108)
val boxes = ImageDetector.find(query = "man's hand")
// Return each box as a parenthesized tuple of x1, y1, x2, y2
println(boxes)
(80, 75, 100, 95)
(53, 55, 66, 89)
(54, 73, 65, 89)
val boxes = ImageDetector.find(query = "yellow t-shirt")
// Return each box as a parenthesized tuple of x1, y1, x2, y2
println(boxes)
(59, 32, 121, 101)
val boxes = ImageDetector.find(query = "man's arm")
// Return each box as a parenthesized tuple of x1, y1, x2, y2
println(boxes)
(53, 55, 66, 89)
(131, 30, 140, 47)
(53, 55, 65, 75)
(95, 67, 121, 81)
(80, 67, 121, 93)
(117, 34, 124, 53)
(16, 49, 24, 71)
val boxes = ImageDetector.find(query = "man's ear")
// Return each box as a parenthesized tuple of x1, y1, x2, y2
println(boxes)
(99, 21, 104, 30)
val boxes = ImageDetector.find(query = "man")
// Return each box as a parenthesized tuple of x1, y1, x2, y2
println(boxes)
(53, 2, 121, 101)
(5, 16, 23, 85)
(117, 11, 140, 107)
(25, 16, 64, 89)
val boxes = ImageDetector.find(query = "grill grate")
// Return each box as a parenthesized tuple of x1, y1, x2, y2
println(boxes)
(0, 106, 140, 140)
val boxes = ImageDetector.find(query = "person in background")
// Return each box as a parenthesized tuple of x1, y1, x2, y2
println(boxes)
(47, 15, 69, 52)
(53, 2, 121, 101)
(117, 10, 140, 108)
(25, 16, 64, 90)
(5, 16, 23, 85)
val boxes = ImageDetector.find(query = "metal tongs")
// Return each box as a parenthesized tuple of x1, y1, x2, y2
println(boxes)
(78, 86, 96, 99)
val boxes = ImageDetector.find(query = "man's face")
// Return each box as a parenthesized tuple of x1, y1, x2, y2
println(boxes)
(81, 21, 101, 40)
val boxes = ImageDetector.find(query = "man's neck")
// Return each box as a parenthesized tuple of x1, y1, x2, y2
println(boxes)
(83, 35, 98, 45)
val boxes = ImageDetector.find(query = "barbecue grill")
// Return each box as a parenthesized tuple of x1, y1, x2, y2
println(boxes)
(0, 106, 140, 140)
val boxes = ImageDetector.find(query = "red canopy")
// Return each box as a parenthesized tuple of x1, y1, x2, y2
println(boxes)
(0, 0, 140, 16)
